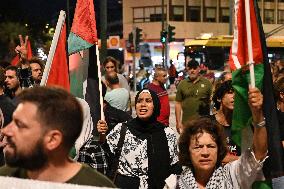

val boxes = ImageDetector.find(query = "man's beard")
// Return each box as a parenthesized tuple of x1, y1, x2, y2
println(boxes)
(4, 138, 48, 171)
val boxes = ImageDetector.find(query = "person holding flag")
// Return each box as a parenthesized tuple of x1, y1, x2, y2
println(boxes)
(164, 86, 267, 189)
(229, 0, 284, 187)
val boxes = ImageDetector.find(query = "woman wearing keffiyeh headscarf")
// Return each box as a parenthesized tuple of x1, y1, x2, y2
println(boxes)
(97, 89, 181, 188)
(164, 87, 267, 189)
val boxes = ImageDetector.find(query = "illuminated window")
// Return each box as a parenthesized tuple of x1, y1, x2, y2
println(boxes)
(204, 7, 216, 22)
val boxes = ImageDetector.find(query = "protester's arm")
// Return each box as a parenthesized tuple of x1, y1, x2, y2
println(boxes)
(15, 35, 29, 68)
(222, 154, 239, 165)
(248, 87, 267, 161)
(175, 101, 183, 134)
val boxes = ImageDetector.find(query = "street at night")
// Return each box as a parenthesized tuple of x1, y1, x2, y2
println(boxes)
(1, 0, 284, 188)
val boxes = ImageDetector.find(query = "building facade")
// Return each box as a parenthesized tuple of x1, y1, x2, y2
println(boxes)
(124, 0, 284, 40)
(123, 0, 284, 68)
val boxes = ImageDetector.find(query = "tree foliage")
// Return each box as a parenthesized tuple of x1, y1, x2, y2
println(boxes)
(0, 22, 28, 60)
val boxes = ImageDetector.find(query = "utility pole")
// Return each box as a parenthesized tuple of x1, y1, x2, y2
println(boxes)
(161, 0, 165, 66)
(132, 27, 137, 92)
(100, 0, 107, 63)
(229, 0, 233, 35)
(66, 0, 70, 34)
(165, 25, 168, 69)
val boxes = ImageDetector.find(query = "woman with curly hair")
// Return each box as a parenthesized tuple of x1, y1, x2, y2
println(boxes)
(165, 87, 267, 189)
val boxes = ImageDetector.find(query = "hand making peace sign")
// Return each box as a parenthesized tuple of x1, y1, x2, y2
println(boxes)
(15, 35, 29, 61)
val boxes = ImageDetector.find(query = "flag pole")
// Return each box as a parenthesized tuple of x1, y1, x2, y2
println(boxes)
(41, 10, 66, 86)
(245, 0, 255, 88)
(96, 45, 106, 142)
(96, 45, 105, 121)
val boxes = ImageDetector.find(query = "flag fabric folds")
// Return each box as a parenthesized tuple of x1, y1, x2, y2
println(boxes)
(229, 0, 264, 146)
(84, 46, 101, 129)
(68, 0, 101, 135)
(230, 0, 284, 179)
(46, 23, 70, 91)
(68, 0, 98, 55)
(11, 40, 33, 66)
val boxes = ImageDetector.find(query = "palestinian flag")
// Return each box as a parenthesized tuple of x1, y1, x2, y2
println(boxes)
(46, 23, 70, 91)
(41, 11, 70, 91)
(230, 0, 284, 180)
(68, 0, 101, 133)
(229, 0, 263, 146)
(67, 0, 98, 55)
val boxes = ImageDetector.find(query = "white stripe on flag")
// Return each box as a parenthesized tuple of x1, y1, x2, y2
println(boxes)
(231, 0, 242, 70)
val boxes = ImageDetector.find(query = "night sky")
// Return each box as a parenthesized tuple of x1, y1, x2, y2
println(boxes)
(0, 0, 122, 37)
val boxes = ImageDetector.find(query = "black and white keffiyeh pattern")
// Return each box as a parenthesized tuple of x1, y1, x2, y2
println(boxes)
(107, 123, 179, 188)
(77, 137, 108, 174)
(178, 167, 233, 189)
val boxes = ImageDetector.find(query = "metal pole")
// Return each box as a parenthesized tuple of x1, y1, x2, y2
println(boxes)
(66, 0, 70, 34)
(165, 24, 168, 69)
(165, 0, 169, 69)
(162, 0, 165, 30)
(133, 27, 137, 92)
(229, 0, 233, 35)
(100, 0, 107, 63)
(162, 0, 165, 66)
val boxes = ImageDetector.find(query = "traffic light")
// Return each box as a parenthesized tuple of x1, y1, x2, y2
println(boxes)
(128, 32, 133, 44)
(160, 30, 167, 43)
(168, 25, 176, 42)
(135, 27, 142, 52)
(135, 27, 142, 46)
(127, 32, 134, 53)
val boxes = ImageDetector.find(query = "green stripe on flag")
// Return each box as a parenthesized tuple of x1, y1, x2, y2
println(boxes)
(68, 32, 93, 55)
(252, 180, 272, 189)
(231, 63, 264, 146)
(70, 70, 84, 98)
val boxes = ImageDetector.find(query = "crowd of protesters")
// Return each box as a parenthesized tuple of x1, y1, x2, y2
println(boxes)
(0, 34, 283, 188)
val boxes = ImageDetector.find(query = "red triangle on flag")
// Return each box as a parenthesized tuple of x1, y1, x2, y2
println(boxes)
(46, 23, 70, 91)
